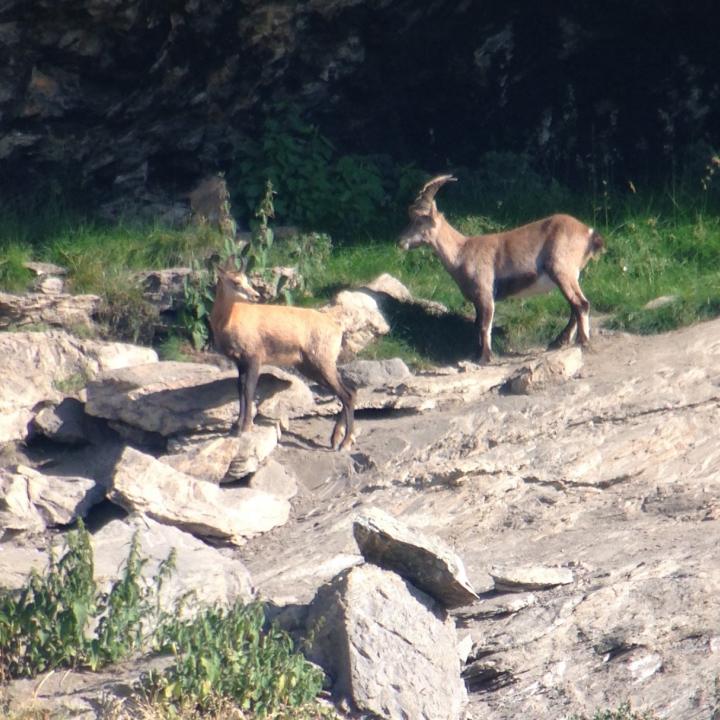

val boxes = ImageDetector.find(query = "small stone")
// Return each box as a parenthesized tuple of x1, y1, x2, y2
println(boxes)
(490, 565, 574, 592)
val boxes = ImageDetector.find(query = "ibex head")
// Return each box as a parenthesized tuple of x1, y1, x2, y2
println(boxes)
(398, 174, 457, 250)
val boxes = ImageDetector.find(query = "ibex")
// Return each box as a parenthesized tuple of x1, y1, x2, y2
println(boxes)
(399, 175, 604, 362)
(210, 268, 355, 450)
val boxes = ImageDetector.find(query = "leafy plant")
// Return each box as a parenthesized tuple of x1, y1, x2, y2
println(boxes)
(146, 602, 325, 717)
(571, 702, 659, 720)
(243, 179, 276, 275)
(0, 522, 171, 680)
(179, 264, 214, 350)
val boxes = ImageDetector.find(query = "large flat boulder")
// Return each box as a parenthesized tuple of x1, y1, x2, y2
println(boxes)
(306, 564, 467, 720)
(85, 361, 316, 437)
(108, 446, 289, 543)
(0, 291, 100, 329)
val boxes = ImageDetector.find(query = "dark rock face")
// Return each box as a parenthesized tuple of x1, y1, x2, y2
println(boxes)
(2, 1, 719, 200)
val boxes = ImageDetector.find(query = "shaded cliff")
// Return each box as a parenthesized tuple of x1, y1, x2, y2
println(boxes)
(2, 0, 719, 202)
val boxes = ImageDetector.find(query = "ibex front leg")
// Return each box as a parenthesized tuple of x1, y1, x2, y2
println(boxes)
(473, 294, 495, 364)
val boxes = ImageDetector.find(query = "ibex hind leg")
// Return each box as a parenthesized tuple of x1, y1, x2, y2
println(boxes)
(548, 271, 590, 348)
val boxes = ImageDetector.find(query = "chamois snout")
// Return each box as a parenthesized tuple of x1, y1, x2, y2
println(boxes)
(218, 267, 261, 302)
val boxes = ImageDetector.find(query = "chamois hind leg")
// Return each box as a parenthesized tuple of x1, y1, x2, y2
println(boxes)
(306, 362, 356, 450)
(473, 294, 495, 364)
(548, 270, 590, 348)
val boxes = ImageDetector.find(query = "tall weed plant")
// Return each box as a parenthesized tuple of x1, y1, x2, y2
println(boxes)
(147, 602, 324, 715)
(0, 522, 173, 679)
(230, 104, 423, 237)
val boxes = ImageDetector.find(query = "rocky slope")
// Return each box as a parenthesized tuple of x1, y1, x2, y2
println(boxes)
(2, 308, 720, 718)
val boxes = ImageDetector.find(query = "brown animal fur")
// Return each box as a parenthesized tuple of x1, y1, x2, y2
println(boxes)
(210, 268, 355, 450)
(399, 175, 604, 362)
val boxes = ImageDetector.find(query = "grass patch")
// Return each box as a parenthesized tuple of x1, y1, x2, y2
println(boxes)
(157, 334, 195, 362)
(2, 185, 720, 366)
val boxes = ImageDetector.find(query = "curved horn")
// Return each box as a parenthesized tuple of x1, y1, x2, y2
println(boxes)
(410, 174, 457, 216)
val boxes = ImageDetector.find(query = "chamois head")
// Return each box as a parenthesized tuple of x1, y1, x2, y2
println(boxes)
(398, 174, 457, 250)
(216, 267, 261, 302)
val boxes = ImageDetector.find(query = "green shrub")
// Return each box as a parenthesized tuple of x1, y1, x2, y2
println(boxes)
(231, 105, 406, 237)
(147, 602, 325, 716)
(571, 702, 659, 720)
(0, 522, 172, 679)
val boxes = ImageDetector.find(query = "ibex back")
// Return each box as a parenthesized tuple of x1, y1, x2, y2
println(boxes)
(399, 175, 604, 362)
(210, 268, 355, 450)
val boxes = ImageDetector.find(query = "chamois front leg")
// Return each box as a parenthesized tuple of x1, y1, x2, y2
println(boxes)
(233, 358, 260, 436)
(233, 360, 248, 436)
(473, 294, 495, 364)
(241, 358, 261, 433)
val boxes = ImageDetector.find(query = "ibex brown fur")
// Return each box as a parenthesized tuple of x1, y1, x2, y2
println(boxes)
(399, 175, 604, 362)
(210, 268, 355, 450)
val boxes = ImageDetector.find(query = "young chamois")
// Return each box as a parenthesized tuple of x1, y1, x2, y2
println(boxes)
(210, 267, 355, 450)
(399, 175, 605, 362)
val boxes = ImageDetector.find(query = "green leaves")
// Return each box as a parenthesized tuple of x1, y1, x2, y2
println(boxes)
(0, 522, 169, 681)
(147, 601, 325, 716)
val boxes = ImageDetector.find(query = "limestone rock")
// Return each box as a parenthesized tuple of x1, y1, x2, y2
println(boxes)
(30, 397, 89, 444)
(503, 347, 583, 395)
(340, 357, 411, 388)
(108, 447, 289, 543)
(0, 544, 48, 591)
(86, 361, 318, 437)
(92, 515, 255, 611)
(306, 564, 467, 720)
(86, 361, 237, 436)
(134, 267, 196, 312)
(248, 459, 298, 500)
(363, 273, 414, 302)
(0, 465, 104, 534)
(255, 366, 316, 424)
(364, 273, 450, 316)
(24, 261, 68, 295)
(0, 291, 100, 329)
(353, 507, 479, 608)
(0, 330, 157, 443)
(162, 424, 279, 481)
(160, 435, 246, 483)
(643, 295, 679, 310)
(325, 289, 390, 354)
(490, 565, 575, 592)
